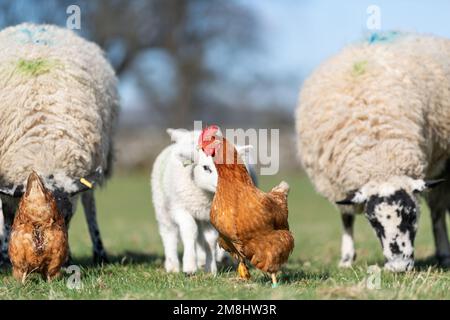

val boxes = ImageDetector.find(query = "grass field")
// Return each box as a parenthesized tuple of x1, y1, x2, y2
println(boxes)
(1, 171, 450, 300)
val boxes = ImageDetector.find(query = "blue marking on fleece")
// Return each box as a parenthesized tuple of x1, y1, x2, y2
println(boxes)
(367, 31, 403, 44)
(16, 26, 54, 46)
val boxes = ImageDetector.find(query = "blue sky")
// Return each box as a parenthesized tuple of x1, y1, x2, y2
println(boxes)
(244, 0, 450, 77)
(93, 0, 450, 113)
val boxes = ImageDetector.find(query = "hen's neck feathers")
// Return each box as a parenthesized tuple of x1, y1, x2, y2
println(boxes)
(213, 138, 254, 186)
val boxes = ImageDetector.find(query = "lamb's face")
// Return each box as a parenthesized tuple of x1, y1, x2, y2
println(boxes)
(192, 151, 218, 193)
(336, 176, 444, 272)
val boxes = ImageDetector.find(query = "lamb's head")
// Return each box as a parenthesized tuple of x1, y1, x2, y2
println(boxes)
(337, 176, 444, 272)
(168, 128, 254, 193)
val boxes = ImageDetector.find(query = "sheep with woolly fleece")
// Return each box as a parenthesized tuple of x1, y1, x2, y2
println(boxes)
(296, 32, 450, 272)
(0, 23, 118, 264)
(151, 128, 256, 274)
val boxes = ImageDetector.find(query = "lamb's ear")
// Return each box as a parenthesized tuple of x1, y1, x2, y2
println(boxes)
(336, 190, 367, 205)
(167, 128, 189, 143)
(68, 167, 104, 196)
(175, 147, 195, 167)
(412, 178, 445, 192)
(0, 185, 24, 198)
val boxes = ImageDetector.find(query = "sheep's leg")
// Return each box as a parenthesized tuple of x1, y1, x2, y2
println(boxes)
(0, 199, 16, 266)
(173, 208, 198, 274)
(81, 190, 108, 264)
(431, 207, 450, 266)
(62, 200, 76, 265)
(159, 222, 180, 272)
(0, 198, 6, 265)
(338, 212, 356, 268)
(195, 222, 207, 269)
(202, 222, 218, 275)
(425, 185, 450, 267)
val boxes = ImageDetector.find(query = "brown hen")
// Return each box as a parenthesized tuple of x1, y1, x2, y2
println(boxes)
(199, 125, 294, 286)
(8, 171, 68, 283)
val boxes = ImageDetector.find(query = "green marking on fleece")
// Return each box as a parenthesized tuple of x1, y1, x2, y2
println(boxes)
(16, 58, 59, 76)
(352, 60, 368, 76)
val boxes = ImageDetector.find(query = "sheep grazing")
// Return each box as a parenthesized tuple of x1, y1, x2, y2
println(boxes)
(0, 23, 119, 265)
(151, 128, 256, 274)
(296, 32, 450, 272)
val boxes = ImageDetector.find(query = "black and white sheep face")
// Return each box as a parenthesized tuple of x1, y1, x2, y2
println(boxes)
(365, 190, 418, 272)
(337, 176, 445, 272)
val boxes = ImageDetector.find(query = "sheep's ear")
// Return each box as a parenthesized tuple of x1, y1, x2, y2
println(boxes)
(336, 190, 366, 205)
(167, 128, 189, 142)
(0, 185, 24, 198)
(68, 167, 103, 196)
(412, 178, 445, 193)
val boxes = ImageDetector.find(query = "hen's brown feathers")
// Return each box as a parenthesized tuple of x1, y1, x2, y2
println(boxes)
(8, 172, 68, 282)
(210, 138, 294, 274)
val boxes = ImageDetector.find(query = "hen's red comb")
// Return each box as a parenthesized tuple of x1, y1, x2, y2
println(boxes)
(199, 125, 219, 146)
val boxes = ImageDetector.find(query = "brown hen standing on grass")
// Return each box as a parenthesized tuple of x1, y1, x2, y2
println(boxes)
(198, 125, 294, 287)
(8, 172, 68, 283)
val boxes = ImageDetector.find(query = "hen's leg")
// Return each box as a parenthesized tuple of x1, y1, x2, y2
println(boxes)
(81, 191, 108, 264)
(271, 273, 278, 288)
(173, 208, 198, 274)
(338, 212, 356, 268)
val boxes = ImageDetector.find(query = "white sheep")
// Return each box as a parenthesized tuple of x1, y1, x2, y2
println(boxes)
(296, 32, 450, 272)
(0, 23, 119, 264)
(151, 128, 255, 274)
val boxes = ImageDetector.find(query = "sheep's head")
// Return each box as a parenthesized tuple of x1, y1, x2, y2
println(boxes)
(0, 168, 103, 218)
(336, 176, 444, 272)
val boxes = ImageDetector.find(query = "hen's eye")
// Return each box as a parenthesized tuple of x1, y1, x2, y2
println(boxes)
(203, 165, 212, 173)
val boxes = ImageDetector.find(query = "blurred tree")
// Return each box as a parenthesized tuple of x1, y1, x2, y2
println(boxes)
(0, 0, 260, 127)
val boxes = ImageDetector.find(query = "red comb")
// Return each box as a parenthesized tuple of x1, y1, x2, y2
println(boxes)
(199, 125, 219, 145)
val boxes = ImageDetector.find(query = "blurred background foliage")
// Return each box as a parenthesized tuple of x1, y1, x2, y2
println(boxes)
(1, 0, 450, 172)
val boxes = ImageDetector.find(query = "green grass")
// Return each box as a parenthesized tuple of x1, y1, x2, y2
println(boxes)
(1, 172, 450, 299)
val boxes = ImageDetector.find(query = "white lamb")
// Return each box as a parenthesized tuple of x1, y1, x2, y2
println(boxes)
(151, 128, 255, 274)
(0, 23, 118, 264)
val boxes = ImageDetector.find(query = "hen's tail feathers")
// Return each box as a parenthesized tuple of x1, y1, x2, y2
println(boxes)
(269, 181, 289, 210)
(271, 181, 289, 194)
(244, 230, 294, 274)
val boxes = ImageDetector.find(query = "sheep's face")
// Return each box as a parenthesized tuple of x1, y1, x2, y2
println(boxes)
(192, 151, 218, 193)
(336, 176, 444, 272)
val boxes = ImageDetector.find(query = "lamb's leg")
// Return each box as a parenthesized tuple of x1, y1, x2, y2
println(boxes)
(159, 222, 180, 272)
(202, 222, 218, 275)
(338, 212, 356, 268)
(196, 222, 207, 269)
(173, 208, 198, 274)
(81, 190, 108, 264)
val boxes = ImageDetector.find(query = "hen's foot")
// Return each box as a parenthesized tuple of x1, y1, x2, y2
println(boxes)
(271, 273, 278, 288)
(237, 262, 251, 280)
